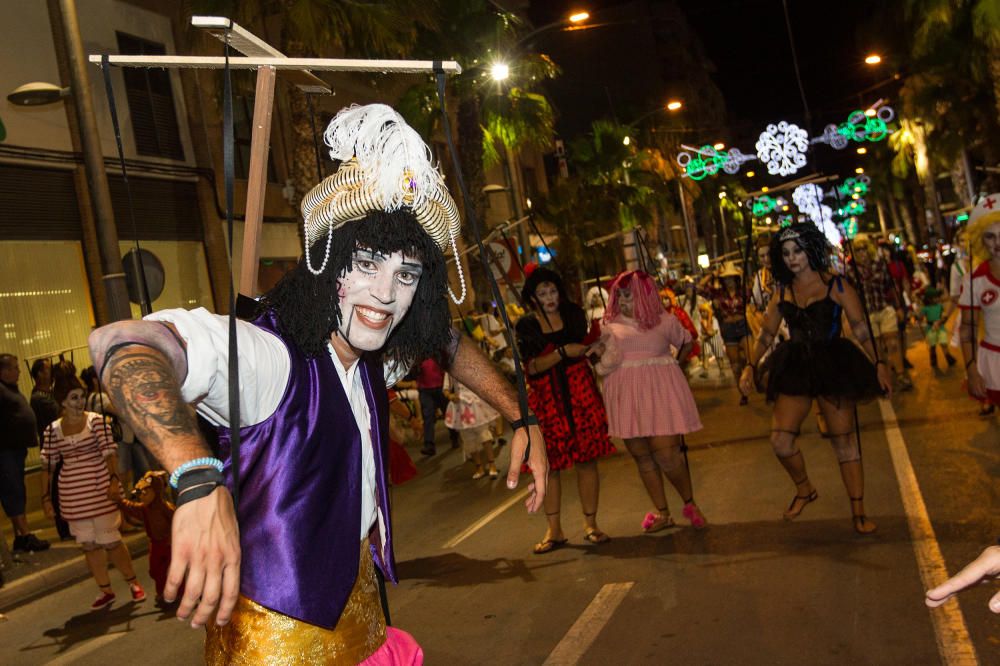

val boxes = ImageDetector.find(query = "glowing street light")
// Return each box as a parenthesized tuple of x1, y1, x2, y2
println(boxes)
(761, 186, 769, 193)
(713, 142, 725, 150)
(718, 191, 727, 199)
(623, 135, 631, 146)
(864, 54, 882, 65)
(666, 100, 682, 111)
(569, 11, 590, 23)
(855, 167, 865, 174)
(746, 170, 755, 178)
(857, 147, 867, 155)
(864, 108, 876, 117)
(491, 62, 510, 81)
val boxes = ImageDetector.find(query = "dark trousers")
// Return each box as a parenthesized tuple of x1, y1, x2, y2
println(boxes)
(418, 388, 458, 448)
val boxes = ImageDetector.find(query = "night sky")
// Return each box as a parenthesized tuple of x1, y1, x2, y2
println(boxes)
(527, 0, 903, 149)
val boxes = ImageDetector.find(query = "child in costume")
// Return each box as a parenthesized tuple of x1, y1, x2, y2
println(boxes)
(115, 471, 176, 604)
(444, 380, 500, 479)
(960, 192, 1000, 408)
(918, 287, 957, 369)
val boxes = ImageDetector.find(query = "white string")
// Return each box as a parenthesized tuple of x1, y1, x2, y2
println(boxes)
(447, 228, 466, 305)
(305, 224, 335, 276)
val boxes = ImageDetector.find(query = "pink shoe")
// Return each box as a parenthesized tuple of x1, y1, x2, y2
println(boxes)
(91, 590, 116, 610)
(682, 503, 707, 530)
(130, 582, 147, 602)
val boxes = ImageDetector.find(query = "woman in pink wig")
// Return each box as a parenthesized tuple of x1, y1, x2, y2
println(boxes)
(594, 271, 707, 531)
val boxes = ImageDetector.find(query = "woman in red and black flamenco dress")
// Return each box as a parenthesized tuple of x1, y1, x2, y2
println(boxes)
(515, 267, 616, 554)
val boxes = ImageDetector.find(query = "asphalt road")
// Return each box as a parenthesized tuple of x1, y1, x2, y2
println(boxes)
(0, 347, 996, 665)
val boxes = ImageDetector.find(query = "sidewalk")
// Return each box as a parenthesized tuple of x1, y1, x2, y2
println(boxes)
(0, 508, 148, 612)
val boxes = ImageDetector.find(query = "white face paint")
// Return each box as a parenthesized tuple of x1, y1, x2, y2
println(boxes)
(333, 248, 423, 360)
(983, 222, 1000, 260)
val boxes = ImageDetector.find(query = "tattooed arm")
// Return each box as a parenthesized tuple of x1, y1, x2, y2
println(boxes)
(447, 334, 548, 513)
(833, 277, 893, 397)
(89, 319, 240, 629)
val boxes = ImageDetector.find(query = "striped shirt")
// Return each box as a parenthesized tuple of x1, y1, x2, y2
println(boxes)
(40, 412, 118, 521)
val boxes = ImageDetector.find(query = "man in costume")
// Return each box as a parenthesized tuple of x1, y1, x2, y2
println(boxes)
(88, 104, 547, 663)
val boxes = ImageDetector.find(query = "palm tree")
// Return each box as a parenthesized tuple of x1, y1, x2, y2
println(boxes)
(395, 0, 559, 296)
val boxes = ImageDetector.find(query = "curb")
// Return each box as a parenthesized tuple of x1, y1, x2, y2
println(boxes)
(0, 534, 148, 612)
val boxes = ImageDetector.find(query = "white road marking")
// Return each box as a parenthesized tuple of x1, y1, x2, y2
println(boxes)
(441, 487, 530, 549)
(878, 398, 979, 665)
(543, 582, 635, 665)
(45, 631, 127, 666)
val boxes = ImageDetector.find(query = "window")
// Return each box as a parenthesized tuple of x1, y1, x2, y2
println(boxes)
(116, 32, 185, 160)
(234, 95, 279, 182)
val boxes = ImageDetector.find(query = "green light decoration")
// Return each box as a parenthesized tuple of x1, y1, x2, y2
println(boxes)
(837, 177, 869, 198)
(778, 214, 794, 227)
(817, 107, 895, 149)
(956, 213, 970, 222)
(836, 199, 866, 218)
(752, 195, 787, 218)
(677, 145, 755, 179)
(843, 217, 859, 239)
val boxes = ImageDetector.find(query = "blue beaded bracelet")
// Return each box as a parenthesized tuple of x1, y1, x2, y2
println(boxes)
(169, 457, 225, 490)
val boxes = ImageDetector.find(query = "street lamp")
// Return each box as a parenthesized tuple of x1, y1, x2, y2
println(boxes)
(622, 135, 631, 146)
(490, 62, 510, 81)
(864, 53, 882, 65)
(569, 11, 590, 23)
(713, 142, 724, 150)
(6, 81, 70, 106)
(857, 147, 867, 155)
(666, 100, 682, 111)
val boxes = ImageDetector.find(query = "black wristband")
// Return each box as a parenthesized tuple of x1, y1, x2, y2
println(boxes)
(510, 414, 540, 431)
(175, 481, 220, 508)
(175, 467, 224, 498)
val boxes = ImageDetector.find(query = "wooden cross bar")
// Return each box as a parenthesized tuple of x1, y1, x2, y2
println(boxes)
(91, 16, 460, 300)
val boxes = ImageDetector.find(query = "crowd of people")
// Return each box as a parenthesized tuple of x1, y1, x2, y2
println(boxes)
(2, 101, 997, 665)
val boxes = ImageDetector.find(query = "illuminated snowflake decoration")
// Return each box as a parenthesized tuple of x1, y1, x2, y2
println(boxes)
(677, 145, 756, 180)
(813, 108, 895, 149)
(792, 184, 824, 217)
(756, 121, 809, 176)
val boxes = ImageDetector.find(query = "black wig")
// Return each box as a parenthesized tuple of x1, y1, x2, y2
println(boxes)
(258, 209, 453, 365)
(520, 266, 577, 321)
(769, 222, 832, 286)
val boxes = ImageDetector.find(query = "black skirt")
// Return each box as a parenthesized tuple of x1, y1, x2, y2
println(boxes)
(762, 338, 884, 404)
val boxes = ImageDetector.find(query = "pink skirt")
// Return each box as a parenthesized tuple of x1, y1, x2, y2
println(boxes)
(603, 357, 702, 439)
(362, 627, 423, 665)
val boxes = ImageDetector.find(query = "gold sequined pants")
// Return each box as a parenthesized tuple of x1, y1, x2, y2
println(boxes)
(205, 540, 387, 665)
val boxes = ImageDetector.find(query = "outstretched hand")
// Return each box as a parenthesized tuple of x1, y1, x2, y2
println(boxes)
(167, 487, 241, 628)
(926, 545, 1000, 613)
(507, 424, 549, 513)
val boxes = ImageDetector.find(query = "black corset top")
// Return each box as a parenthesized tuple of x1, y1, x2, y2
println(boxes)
(777, 279, 843, 344)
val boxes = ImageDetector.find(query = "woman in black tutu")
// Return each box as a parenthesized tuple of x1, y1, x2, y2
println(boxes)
(738, 223, 890, 534)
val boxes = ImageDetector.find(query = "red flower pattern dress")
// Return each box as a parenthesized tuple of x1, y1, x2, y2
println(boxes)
(515, 303, 615, 471)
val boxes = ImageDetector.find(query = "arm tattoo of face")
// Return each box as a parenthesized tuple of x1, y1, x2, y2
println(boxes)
(105, 349, 197, 443)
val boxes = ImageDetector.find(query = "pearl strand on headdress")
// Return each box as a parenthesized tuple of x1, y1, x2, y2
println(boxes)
(305, 223, 335, 276)
(447, 228, 467, 305)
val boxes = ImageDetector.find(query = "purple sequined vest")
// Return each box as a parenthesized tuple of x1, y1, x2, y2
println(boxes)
(215, 310, 396, 628)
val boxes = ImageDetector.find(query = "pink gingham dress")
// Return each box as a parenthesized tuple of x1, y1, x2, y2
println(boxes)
(596, 313, 702, 439)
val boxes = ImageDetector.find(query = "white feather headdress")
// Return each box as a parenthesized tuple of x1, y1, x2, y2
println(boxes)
(299, 103, 466, 303)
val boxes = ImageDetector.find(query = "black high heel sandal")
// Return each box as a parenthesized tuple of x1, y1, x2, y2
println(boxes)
(849, 496, 877, 535)
(784, 475, 818, 521)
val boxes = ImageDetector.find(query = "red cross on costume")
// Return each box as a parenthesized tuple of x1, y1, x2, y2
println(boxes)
(984, 197, 996, 210)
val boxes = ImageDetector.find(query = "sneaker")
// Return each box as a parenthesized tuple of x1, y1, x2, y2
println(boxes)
(91, 590, 116, 610)
(488, 465, 499, 479)
(12, 534, 50, 553)
(129, 582, 146, 602)
(472, 468, 486, 480)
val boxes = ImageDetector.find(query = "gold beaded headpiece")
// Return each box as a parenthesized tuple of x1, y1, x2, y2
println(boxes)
(300, 104, 465, 303)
